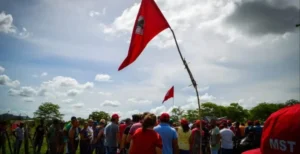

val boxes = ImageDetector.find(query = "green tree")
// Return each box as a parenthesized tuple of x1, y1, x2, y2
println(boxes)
(284, 99, 299, 106)
(225, 103, 249, 122)
(34, 102, 63, 120)
(171, 107, 185, 122)
(77, 117, 85, 125)
(88, 111, 110, 121)
(201, 102, 227, 117)
(182, 109, 198, 122)
(249, 102, 283, 121)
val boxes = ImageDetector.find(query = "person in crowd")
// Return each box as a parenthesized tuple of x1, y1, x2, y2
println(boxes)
(239, 123, 246, 138)
(177, 118, 191, 154)
(242, 104, 300, 154)
(253, 120, 262, 148)
(121, 114, 140, 154)
(220, 123, 235, 154)
(189, 120, 203, 154)
(129, 113, 163, 154)
(33, 119, 45, 154)
(80, 122, 90, 154)
(210, 119, 220, 154)
(233, 122, 242, 151)
(120, 118, 131, 144)
(68, 120, 80, 154)
(13, 122, 24, 154)
(48, 119, 63, 154)
(0, 121, 8, 154)
(104, 114, 120, 154)
(201, 120, 210, 154)
(87, 119, 94, 146)
(127, 112, 149, 143)
(154, 113, 179, 154)
(94, 119, 106, 154)
(245, 121, 254, 136)
(227, 120, 235, 132)
(64, 116, 77, 154)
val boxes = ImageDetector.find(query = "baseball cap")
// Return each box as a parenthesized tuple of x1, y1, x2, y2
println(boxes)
(160, 113, 170, 121)
(194, 120, 201, 127)
(180, 118, 189, 125)
(111, 114, 119, 119)
(242, 104, 300, 154)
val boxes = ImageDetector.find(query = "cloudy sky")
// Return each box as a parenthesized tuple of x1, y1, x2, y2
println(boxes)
(0, 0, 299, 120)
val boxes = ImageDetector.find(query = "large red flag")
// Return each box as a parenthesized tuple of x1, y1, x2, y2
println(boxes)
(162, 86, 174, 103)
(118, 0, 170, 71)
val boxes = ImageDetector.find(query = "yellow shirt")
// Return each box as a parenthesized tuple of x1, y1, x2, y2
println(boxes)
(177, 127, 191, 150)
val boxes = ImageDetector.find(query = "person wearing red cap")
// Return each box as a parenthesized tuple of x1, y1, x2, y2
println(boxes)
(177, 118, 191, 154)
(154, 113, 179, 154)
(242, 104, 300, 154)
(189, 120, 204, 154)
(104, 114, 120, 154)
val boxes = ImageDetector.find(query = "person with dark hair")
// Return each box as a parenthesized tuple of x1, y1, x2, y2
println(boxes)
(129, 113, 163, 154)
(48, 119, 62, 154)
(119, 118, 131, 150)
(13, 122, 24, 154)
(33, 119, 45, 154)
(121, 114, 140, 154)
(253, 120, 262, 148)
(245, 121, 254, 136)
(177, 118, 191, 154)
(80, 122, 90, 154)
(94, 119, 106, 154)
(104, 114, 120, 154)
(239, 123, 246, 138)
(210, 119, 220, 154)
(64, 116, 77, 154)
(127, 112, 149, 143)
(220, 122, 235, 154)
(154, 113, 179, 154)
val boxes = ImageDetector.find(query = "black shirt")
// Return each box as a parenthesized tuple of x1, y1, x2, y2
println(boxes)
(123, 124, 132, 149)
(35, 125, 45, 140)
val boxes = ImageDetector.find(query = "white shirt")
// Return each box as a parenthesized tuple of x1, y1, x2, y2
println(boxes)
(220, 128, 235, 149)
(87, 126, 94, 143)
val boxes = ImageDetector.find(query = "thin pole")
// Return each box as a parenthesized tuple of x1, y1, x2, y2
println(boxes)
(173, 97, 175, 108)
(170, 28, 202, 153)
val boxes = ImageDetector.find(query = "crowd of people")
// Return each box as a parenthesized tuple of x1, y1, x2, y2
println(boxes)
(0, 110, 267, 154)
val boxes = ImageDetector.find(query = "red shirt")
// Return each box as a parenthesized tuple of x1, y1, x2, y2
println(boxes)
(190, 128, 204, 150)
(119, 124, 127, 140)
(130, 128, 163, 154)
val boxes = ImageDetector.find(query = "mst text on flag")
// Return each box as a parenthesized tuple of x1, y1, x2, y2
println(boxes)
(118, 0, 170, 71)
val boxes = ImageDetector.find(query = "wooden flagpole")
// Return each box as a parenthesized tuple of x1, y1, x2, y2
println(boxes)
(170, 28, 202, 153)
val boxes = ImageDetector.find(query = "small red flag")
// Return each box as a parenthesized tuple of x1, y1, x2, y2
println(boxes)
(162, 86, 174, 103)
(118, 0, 170, 71)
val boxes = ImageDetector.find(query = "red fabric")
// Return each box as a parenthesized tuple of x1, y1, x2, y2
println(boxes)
(118, 0, 170, 71)
(162, 86, 174, 103)
(130, 128, 163, 154)
(119, 124, 127, 140)
(243, 104, 300, 154)
(190, 128, 204, 150)
(160, 113, 170, 120)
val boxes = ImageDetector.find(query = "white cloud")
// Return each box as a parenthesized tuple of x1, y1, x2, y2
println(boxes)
(0, 66, 5, 73)
(23, 98, 35, 102)
(67, 89, 81, 97)
(187, 93, 217, 103)
(8, 87, 37, 97)
(42, 76, 93, 89)
(98, 91, 112, 96)
(41, 72, 48, 77)
(149, 105, 175, 116)
(0, 12, 16, 33)
(199, 86, 210, 92)
(0, 75, 20, 88)
(95, 74, 112, 82)
(127, 98, 152, 105)
(71, 103, 84, 108)
(101, 100, 120, 107)
(62, 99, 73, 104)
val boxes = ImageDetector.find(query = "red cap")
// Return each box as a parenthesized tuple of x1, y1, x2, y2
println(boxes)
(180, 118, 188, 125)
(160, 113, 170, 121)
(242, 104, 300, 154)
(111, 114, 119, 119)
(194, 120, 201, 127)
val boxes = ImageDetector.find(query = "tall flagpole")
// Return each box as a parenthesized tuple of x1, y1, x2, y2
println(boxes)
(170, 28, 202, 153)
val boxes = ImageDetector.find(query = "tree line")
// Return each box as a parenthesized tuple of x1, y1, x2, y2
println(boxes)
(31, 99, 299, 124)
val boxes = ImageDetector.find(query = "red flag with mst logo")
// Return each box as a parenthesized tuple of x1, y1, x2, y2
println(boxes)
(118, 0, 170, 71)
(162, 86, 174, 103)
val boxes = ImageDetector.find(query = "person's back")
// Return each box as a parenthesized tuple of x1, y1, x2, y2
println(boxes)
(104, 122, 119, 147)
(220, 128, 234, 149)
(130, 128, 162, 154)
(177, 127, 191, 151)
(154, 122, 178, 154)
